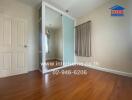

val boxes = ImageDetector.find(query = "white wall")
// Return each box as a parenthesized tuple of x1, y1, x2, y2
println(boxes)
(76, 0, 132, 73)
(0, 0, 39, 71)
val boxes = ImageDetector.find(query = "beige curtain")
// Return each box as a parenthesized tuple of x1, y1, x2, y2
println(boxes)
(75, 21, 91, 57)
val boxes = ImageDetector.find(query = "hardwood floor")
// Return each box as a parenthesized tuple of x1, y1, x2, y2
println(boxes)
(0, 66, 132, 100)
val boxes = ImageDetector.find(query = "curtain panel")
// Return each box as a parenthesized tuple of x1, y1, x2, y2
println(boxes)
(75, 21, 92, 57)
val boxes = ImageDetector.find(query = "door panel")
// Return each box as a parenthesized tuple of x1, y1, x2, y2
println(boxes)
(4, 17, 12, 47)
(0, 53, 12, 77)
(0, 53, 11, 69)
(0, 16, 4, 45)
(12, 19, 27, 48)
(17, 20, 25, 47)
(62, 16, 75, 65)
(0, 15, 28, 77)
(12, 53, 27, 74)
(0, 16, 12, 47)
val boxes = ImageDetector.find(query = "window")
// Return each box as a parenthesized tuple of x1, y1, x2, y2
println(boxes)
(75, 21, 92, 57)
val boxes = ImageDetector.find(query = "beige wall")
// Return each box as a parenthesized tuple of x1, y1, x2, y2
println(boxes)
(0, 0, 39, 71)
(76, 0, 132, 73)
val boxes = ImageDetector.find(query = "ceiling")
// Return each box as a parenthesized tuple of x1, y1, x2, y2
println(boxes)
(44, 0, 110, 18)
(45, 7, 62, 31)
(17, 0, 41, 8)
(17, 0, 110, 18)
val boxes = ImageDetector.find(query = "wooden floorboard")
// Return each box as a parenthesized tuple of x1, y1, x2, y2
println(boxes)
(0, 66, 132, 100)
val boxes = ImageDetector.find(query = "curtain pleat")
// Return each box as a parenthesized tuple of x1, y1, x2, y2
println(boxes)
(75, 21, 91, 57)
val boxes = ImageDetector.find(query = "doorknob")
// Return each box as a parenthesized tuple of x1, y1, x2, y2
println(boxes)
(24, 45, 28, 48)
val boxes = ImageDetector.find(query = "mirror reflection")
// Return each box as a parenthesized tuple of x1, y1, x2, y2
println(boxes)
(45, 7, 63, 70)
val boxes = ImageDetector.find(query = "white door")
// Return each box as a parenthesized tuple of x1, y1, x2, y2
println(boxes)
(0, 14, 28, 77)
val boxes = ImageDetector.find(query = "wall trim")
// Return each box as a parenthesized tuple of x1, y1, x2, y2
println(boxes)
(78, 64, 132, 77)
(0, 67, 39, 78)
(28, 67, 39, 72)
(43, 63, 132, 77)
(1, 64, 132, 78)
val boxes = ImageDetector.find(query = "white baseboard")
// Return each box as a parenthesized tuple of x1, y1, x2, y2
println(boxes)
(28, 67, 39, 72)
(0, 67, 39, 78)
(42, 63, 132, 77)
(78, 64, 132, 77)
(1, 64, 131, 78)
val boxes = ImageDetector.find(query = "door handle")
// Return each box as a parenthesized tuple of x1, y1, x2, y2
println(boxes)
(24, 45, 28, 48)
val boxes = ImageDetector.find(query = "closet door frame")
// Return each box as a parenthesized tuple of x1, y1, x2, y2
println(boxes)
(42, 0, 76, 73)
